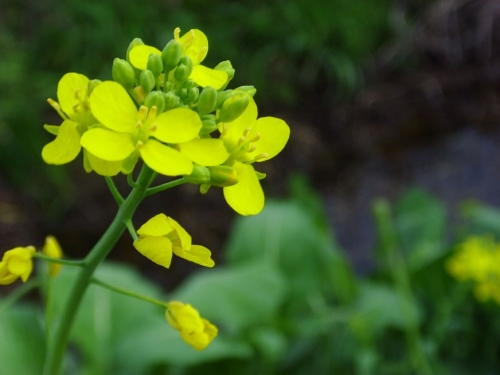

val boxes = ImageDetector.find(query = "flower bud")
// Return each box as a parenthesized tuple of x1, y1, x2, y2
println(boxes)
(215, 90, 233, 109)
(112, 58, 136, 90)
(179, 56, 194, 74)
(200, 119, 217, 135)
(147, 53, 163, 77)
(88, 79, 102, 95)
(198, 86, 217, 116)
(182, 79, 195, 91)
(163, 81, 173, 93)
(178, 88, 188, 99)
(184, 165, 211, 184)
(214, 60, 235, 90)
(126, 38, 145, 63)
(235, 85, 257, 97)
(133, 86, 147, 104)
(208, 165, 238, 187)
(188, 87, 199, 103)
(144, 91, 165, 113)
(174, 65, 190, 83)
(163, 92, 179, 110)
(162, 39, 182, 73)
(139, 69, 156, 93)
(218, 92, 249, 123)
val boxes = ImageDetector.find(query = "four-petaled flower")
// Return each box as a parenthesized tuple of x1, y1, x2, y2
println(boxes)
(134, 213, 215, 268)
(0, 246, 36, 285)
(166, 301, 218, 350)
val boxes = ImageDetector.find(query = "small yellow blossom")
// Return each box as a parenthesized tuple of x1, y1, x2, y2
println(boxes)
(42, 236, 63, 278)
(133, 213, 215, 268)
(129, 28, 228, 89)
(166, 301, 218, 350)
(0, 246, 36, 285)
(447, 235, 500, 305)
(218, 93, 290, 215)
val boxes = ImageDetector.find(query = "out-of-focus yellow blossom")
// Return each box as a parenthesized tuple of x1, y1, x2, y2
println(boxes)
(447, 235, 500, 305)
(0, 246, 36, 285)
(133, 213, 215, 268)
(129, 28, 228, 89)
(166, 301, 217, 350)
(218, 93, 290, 216)
(43, 235, 63, 278)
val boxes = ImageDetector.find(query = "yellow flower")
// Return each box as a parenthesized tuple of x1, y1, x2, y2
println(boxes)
(42, 236, 63, 278)
(129, 28, 228, 89)
(80, 81, 204, 176)
(133, 213, 215, 268)
(166, 301, 218, 350)
(219, 94, 290, 215)
(0, 246, 36, 285)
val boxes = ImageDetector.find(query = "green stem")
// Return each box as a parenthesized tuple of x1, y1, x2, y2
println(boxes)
(146, 177, 186, 196)
(43, 164, 154, 375)
(125, 220, 138, 240)
(127, 173, 138, 188)
(0, 278, 40, 314)
(105, 177, 125, 205)
(372, 199, 433, 375)
(91, 277, 167, 308)
(33, 253, 85, 267)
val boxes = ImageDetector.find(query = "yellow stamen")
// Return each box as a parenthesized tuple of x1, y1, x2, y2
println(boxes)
(147, 106, 157, 120)
(136, 140, 144, 149)
(222, 123, 228, 136)
(253, 153, 269, 161)
(249, 132, 261, 143)
(136, 121, 143, 129)
(247, 144, 256, 153)
(149, 124, 158, 132)
(47, 98, 69, 120)
(137, 106, 148, 121)
(238, 136, 247, 146)
(243, 127, 252, 137)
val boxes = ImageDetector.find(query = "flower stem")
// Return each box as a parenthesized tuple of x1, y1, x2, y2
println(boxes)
(125, 220, 138, 240)
(105, 176, 125, 205)
(91, 277, 167, 308)
(33, 253, 85, 267)
(146, 177, 186, 196)
(43, 164, 154, 375)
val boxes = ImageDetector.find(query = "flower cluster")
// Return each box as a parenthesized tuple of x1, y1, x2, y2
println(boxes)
(447, 235, 500, 305)
(42, 27, 290, 216)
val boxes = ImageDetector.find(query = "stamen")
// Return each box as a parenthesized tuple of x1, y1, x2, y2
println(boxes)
(137, 106, 148, 121)
(247, 144, 256, 153)
(136, 140, 144, 149)
(149, 123, 158, 132)
(243, 127, 252, 137)
(147, 106, 157, 120)
(249, 132, 261, 143)
(74, 87, 87, 101)
(136, 121, 143, 129)
(47, 98, 69, 120)
(253, 153, 269, 161)
(238, 136, 247, 146)
(222, 123, 228, 136)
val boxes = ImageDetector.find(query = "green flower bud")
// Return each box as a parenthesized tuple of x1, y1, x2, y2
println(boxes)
(215, 90, 234, 109)
(178, 88, 188, 99)
(198, 86, 217, 116)
(162, 39, 182, 73)
(184, 165, 211, 184)
(200, 114, 216, 121)
(147, 54, 163, 77)
(88, 79, 102, 95)
(139, 69, 156, 93)
(182, 79, 195, 91)
(144, 91, 165, 113)
(174, 65, 190, 83)
(188, 87, 199, 103)
(112, 58, 136, 90)
(214, 60, 235, 90)
(235, 85, 257, 97)
(208, 165, 238, 187)
(218, 92, 249, 123)
(163, 81, 173, 93)
(163, 92, 179, 110)
(126, 38, 144, 63)
(179, 56, 194, 74)
(200, 119, 217, 135)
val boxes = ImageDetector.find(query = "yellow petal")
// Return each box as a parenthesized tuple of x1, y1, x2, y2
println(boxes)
(179, 139, 229, 166)
(140, 139, 193, 176)
(133, 237, 173, 268)
(121, 150, 140, 175)
(43, 236, 63, 277)
(86, 151, 122, 176)
(181, 29, 209, 64)
(3, 247, 35, 283)
(190, 65, 227, 89)
(90, 81, 137, 133)
(221, 94, 258, 153)
(81, 128, 135, 161)
(129, 45, 162, 70)
(248, 117, 290, 162)
(57, 73, 89, 116)
(44, 124, 60, 136)
(137, 213, 174, 237)
(153, 108, 202, 144)
(42, 120, 81, 165)
(223, 162, 264, 216)
(174, 245, 215, 267)
(166, 217, 192, 250)
(180, 330, 210, 351)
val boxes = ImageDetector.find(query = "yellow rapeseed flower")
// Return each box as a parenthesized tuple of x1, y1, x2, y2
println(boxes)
(133, 213, 215, 268)
(218, 93, 290, 215)
(166, 301, 218, 350)
(0, 246, 36, 285)
(129, 28, 228, 89)
(42, 235, 63, 278)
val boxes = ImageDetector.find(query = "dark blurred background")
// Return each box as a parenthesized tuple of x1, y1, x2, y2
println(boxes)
(1, 0, 500, 284)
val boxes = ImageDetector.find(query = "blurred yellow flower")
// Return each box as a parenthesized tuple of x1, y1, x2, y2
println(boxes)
(43, 236, 63, 278)
(447, 235, 500, 305)
(133, 213, 215, 268)
(0, 246, 36, 285)
(166, 301, 218, 350)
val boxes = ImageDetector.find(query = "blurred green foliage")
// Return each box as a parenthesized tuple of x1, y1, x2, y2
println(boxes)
(2, 180, 500, 374)
(0, 0, 392, 199)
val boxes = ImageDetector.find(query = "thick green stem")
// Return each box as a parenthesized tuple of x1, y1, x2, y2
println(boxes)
(42, 165, 154, 375)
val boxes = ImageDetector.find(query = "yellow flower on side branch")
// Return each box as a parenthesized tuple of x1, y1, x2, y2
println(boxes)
(43, 236, 64, 278)
(0, 246, 36, 285)
(166, 301, 218, 350)
(133, 213, 215, 268)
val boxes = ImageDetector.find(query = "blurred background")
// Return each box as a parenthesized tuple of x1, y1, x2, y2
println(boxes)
(2, 0, 500, 374)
